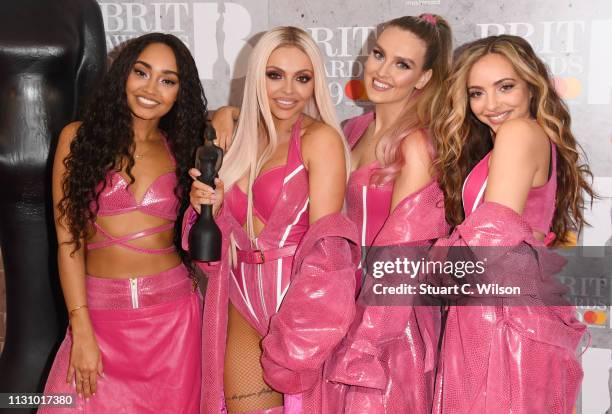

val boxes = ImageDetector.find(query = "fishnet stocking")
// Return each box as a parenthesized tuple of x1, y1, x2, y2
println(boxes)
(224, 303, 283, 413)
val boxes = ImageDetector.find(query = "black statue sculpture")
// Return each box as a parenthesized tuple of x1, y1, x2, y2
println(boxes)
(189, 125, 224, 262)
(0, 0, 106, 397)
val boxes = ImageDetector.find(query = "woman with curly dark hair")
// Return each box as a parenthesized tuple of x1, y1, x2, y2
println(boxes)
(39, 33, 206, 413)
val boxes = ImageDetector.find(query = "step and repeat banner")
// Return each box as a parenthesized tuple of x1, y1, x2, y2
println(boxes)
(97, 1, 612, 412)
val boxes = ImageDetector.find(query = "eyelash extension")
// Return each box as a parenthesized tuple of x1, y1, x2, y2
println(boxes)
(296, 75, 312, 83)
(266, 71, 282, 80)
(372, 48, 384, 59)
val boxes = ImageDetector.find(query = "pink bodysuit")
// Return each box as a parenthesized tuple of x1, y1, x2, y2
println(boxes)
(345, 111, 393, 248)
(222, 115, 309, 335)
(186, 115, 360, 414)
(326, 112, 449, 414)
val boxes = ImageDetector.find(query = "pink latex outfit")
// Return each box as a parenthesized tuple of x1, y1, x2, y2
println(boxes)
(182, 115, 361, 414)
(432, 142, 586, 414)
(41, 135, 202, 413)
(325, 112, 450, 413)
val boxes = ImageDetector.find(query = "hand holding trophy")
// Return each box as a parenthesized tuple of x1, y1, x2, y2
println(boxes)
(189, 124, 224, 261)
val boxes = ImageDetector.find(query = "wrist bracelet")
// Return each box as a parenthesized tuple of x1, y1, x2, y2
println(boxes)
(69, 304, 88, 317)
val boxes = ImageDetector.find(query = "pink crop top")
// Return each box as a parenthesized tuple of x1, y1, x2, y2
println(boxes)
(225, 115, 307, 228)
(463, 141, 557, 242)
(88, 135, 179, 254)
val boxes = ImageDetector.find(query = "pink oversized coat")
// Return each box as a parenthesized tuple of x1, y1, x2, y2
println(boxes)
(324, 112, 451, 414)
(431, 202, 586, 414)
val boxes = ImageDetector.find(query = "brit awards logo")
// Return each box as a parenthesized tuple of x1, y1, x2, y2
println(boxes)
(191, 1, 254, 80)
(98, 2, 190, 49)
(306, 26, 376, 107)
(478, 20, 612, 105)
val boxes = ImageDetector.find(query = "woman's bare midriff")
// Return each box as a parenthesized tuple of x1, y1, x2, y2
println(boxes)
(85, 211, 181, 278)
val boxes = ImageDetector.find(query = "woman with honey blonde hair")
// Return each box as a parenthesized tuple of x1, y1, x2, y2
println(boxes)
(182, 26, 359, 414)
(430, 34, 594, 413)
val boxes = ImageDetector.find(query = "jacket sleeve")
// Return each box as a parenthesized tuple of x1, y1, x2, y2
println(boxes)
(374, 180, 449, 246)
(261, 235, 358, 394)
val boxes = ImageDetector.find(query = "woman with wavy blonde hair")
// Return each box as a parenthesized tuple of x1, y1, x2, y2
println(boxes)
(430, 34, 593, 413)
(434, 34, 594, 242)
(183, 26, 359, 413)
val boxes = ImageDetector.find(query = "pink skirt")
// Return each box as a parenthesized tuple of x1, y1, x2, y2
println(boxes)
(40, 264, 202, 413)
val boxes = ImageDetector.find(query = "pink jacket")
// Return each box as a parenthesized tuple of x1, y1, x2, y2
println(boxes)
(326, 181, 450, 414)
(183, 209, 360, 414)
(431, 201, 585, 414)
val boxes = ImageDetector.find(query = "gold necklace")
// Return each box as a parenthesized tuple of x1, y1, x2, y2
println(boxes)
(134, 139, 161, 159)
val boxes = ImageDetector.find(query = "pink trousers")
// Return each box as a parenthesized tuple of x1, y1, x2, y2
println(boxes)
(40, 264, 202, 413)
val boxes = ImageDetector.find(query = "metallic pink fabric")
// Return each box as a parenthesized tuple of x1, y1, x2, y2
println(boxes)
(93, 134, 178, 222)
(183, 142, 360, 414)
(260, 213, 361, 413)
(327, 171, 450, 414)
(431, 201, 585, 414)
(88, 133, 179, 254)
(225, 114, 309, 336)
(462, 142, 558, 239)
(224, 117, 307, 229)
(40, 264, 202, 413)
(94, 170, 178, 221)
(344, 112, 393, 248)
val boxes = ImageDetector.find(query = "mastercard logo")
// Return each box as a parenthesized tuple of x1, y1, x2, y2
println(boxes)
(553, 77, 582, 100)
(582, 310, 607, 325)
(345, 79, 368, 101)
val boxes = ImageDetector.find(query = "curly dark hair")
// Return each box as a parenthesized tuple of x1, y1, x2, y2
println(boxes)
(58, 33, 207, 261)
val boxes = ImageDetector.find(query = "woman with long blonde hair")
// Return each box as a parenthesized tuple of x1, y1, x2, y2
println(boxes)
(431, 34, 594, 413)
(184, 26, 359, 413)
(212, 16, 453, 413)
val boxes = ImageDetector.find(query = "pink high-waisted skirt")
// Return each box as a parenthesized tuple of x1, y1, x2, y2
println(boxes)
(40, 264, 202, 413)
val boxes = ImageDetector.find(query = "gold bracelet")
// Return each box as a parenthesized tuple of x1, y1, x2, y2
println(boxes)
(69, 304, 88, 317)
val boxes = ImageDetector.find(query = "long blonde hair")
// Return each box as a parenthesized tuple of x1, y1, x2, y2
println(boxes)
(432, 35, 595, 244)
(220, 26, 348, 240)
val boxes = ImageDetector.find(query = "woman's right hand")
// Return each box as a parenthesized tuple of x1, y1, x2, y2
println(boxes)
(189, 168, 225, 216)
(211, 106, 239, 151)
(67, 312, 103, 399)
